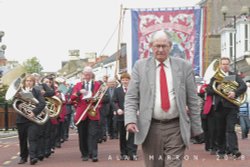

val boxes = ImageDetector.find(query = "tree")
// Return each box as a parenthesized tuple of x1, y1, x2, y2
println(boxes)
(23, 57, 43, 74)
(0, 84, 9, 103)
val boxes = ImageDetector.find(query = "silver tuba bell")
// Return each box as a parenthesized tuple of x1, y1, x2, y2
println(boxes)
(5, 74, 49, 125)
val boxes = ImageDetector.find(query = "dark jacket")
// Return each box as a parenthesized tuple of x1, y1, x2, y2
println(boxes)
(35, 83, 55, 97)
(100, 88, 112, 116)
(112, 86, 126, 121)
(206, 71, 247, 109)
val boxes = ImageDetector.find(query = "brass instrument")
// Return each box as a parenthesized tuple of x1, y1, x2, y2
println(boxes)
(212, 61, 246, 106)
(39, 74, 63, 118)
(5, 74, 49, 125)
(45, 96, 62, 118)
(75, 83, 108, 125)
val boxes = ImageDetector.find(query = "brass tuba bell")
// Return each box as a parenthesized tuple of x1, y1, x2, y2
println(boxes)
(212, 67, 246, 106)
(45, 96, 62, 118)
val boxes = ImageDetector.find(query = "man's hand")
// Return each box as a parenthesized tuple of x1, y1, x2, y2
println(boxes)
(117, 109, 124, 115)
(126, 123, 139, 133)
(228, 91, 236, 99)
(79, 89, 88, 95)
(217, 84, 222, 90)
(41, 90, 45, 95)
(28, 111, 35, 118)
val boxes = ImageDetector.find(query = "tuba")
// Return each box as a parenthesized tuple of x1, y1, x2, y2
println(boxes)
(75, 83, 108, 125)
(5, 74, 49, 125)
(212, 61, 246, 106)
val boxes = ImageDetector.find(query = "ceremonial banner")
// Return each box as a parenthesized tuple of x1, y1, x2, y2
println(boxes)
(131, 7, 202, 74)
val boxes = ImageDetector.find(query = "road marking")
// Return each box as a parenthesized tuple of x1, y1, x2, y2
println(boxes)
(11, 156, 18, 160)
(3, 161, 11, 165)
(0, 135, 18, 140)
(0, 135, 17, 140)
(3, 145, 9, 148)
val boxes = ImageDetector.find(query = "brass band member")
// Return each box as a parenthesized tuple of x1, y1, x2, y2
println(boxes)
(16, 75, 46, 165)
(71, 66, 101, 162)
(206, 57, 247, 159)
(32, 73, 55, 161)
(112, 73, 138, 160)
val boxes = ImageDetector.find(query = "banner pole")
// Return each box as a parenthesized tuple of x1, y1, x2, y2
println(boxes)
(114, 4, 124, 80)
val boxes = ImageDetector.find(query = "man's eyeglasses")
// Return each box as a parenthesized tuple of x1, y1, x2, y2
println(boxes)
(153, 44, 171, 49)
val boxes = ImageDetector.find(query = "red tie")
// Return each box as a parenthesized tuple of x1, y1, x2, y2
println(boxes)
(160, 63, 170, 112)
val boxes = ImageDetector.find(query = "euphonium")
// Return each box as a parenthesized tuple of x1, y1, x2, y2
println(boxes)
(75, 83, 108, 125)
(39, 74, 63, 118)
(12, 94, 50, 125)
(212, 67, 246, 106)
(5, 74, 49, 125)
(45, 96, 62, 118)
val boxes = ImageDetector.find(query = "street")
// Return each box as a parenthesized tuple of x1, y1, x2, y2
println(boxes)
(0, 129, 250, 167)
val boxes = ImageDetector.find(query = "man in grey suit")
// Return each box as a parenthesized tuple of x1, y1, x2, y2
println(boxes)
(125, 30, 203, 167)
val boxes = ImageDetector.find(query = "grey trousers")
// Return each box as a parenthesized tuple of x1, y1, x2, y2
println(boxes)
(142, 119, 186, 167)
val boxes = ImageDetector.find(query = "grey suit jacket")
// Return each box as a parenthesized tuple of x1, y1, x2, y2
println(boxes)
(124, 56, 203, 146)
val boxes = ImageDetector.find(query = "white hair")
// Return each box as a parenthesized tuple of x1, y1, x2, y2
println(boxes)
(107, 77, 116, 83)
(31, 73, 40, 77)
(150, 30, 171, 43)
(83, 66, 93, 73)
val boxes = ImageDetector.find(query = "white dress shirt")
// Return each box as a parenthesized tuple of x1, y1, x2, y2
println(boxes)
(153, 58, 179, 120)
(85, 80, 92, 91)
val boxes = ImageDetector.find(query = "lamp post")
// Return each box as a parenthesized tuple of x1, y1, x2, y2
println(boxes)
(221, 6, 237, 72)
(104, 66, 108, 76)
(221, 6, 250, 73)
(0, 31, 4, 42)
(245, 51, 250, 66)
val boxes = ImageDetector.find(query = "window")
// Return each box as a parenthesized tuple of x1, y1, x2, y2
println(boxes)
(245, 24, 249, 52)
(229, 32, 233, 60)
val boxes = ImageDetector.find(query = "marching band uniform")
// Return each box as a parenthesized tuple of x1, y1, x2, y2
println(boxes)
(112, 73, 138, 161)
(206, 67, 246, 158)
(63, 86, 74, 141)
(56, 92, 66, 147)
(71, 80, 101, 162)
(16, 76, 46, 165)
(98, 87, 111, 143)
(36, 82, 55, 161)
(112, 85, 138, 160)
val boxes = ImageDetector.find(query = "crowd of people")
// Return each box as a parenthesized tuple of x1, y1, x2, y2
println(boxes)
(11, 30, 250, 167)
(15, 73, 76, 165)
(13, 66, 139, 165)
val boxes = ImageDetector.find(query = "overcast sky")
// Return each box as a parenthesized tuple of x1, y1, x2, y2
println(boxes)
(0, 0, 201, 72)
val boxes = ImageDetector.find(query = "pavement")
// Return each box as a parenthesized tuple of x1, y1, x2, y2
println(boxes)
(0, 129, 17, 139)
(1, 127, 250, 167)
